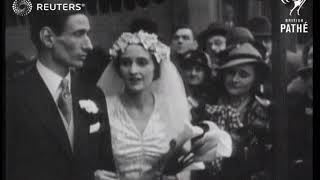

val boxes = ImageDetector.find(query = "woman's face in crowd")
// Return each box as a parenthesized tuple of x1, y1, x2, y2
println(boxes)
(119, 44, 155, 93)
(184, 64, 206, 86)
(223, 64, 256, 96)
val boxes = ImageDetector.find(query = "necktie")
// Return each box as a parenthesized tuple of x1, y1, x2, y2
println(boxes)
(58, 78, 72, 125)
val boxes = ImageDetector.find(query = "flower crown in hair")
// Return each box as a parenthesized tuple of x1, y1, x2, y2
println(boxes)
(109, 30, 170, 63)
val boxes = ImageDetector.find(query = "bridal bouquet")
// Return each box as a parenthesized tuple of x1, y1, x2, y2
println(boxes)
(159, 121, 232, 175)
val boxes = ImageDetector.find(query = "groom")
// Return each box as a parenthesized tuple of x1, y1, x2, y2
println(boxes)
(6, 1, 114, 180)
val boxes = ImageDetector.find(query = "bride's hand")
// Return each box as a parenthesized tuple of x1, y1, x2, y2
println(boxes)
(94, 169, 119, 180)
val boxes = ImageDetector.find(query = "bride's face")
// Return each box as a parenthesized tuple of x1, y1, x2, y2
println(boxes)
(119, 44, 155, 93)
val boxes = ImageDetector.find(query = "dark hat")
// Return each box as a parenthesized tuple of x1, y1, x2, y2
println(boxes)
(198, 23, 228, 50)
(251, 40, 267, 60)
(204, 23, 228, 39)
(217, 43, 270, 81)
(226, 26, 254, 46)
(247, 16, 272, 37)
(182, 50, 211, 70)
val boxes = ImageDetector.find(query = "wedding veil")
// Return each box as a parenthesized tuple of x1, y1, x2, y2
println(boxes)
(97, 31, 192, 140)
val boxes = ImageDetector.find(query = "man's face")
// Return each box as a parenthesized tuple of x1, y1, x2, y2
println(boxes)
(206, 35, 227, 56)
(171, 28, 197, 55)
(52, 14, 93, 69)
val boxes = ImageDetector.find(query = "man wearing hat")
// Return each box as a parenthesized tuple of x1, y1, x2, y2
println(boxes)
(226, 26, 255, 47)
(199, 23, 228, 78)
(287, 39, 313, 94)
(288, 40, 313, 180)
(247, 16, 272, 64)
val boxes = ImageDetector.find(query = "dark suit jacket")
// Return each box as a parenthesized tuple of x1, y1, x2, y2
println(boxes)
(288, 92, 313, 180)
(6, 66, 115, 180)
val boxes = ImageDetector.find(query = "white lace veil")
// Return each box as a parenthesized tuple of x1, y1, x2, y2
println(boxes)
(97, 31, 192, 139)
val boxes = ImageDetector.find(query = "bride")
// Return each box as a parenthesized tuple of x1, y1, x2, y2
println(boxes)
(96, 31, 232, 180)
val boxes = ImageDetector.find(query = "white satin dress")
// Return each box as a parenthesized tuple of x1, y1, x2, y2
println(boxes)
(106, 95, 173, 180)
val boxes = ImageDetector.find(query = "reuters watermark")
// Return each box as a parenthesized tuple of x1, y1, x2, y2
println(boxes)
(12, 0, 86, 16)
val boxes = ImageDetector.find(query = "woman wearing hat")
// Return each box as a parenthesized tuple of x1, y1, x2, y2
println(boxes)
(183, 50, 244, 180)
(182, 50, 219, 106)
(213, 43, 272, 180)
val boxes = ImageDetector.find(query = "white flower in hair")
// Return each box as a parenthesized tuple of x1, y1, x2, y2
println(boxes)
(109, 30, 170, 63)
(137, 31, 158, 49)
(152, 41, 171, 63)
(79, 99, 99, 114)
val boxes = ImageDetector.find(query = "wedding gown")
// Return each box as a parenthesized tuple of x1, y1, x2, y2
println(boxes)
(106, 95, 173, 180)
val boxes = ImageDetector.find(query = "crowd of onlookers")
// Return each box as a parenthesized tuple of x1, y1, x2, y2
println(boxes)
(6, 15, 313, 180)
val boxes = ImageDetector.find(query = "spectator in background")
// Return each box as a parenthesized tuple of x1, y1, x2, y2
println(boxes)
(215, 43, 272, 180)
(247, 16, 272, 64)
(198, 23, 228, 78)
(287, 39, 313, 95)
(6, 51, 34, 81)
(181, 50, 220, 123)
(247, 16, 302, 90)
(226, 26, 255, 47)
(288, 39, 313, 180)
(170, 24, 198, 68)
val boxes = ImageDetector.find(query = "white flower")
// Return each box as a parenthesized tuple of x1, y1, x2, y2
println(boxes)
(108, 30, 170, 63)
(79, 100, 99, 114)
(138, 31, 158, 49)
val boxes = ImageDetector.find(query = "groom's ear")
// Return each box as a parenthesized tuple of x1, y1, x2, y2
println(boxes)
(39, 27, 56, 49)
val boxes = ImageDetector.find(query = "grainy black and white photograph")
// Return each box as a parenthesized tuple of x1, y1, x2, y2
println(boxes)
(5, 0, 313, 180)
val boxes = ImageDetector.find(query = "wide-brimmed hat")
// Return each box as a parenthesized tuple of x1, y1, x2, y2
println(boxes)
(247, 16, 272, 37)
(182, 50, 211, 70)
(217, 43, 270, 81)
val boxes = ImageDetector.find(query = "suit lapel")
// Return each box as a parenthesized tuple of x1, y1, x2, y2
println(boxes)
(71, 74, 90, 157)
(26, 67, 73, 158)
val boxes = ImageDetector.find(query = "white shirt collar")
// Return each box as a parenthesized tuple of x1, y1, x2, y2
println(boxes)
(36, 60, 71, 101)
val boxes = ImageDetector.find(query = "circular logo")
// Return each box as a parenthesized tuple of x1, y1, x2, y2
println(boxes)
(12, 0, 32, 16)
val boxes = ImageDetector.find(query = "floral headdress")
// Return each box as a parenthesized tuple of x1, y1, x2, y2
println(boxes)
(109, 30, 170, 63)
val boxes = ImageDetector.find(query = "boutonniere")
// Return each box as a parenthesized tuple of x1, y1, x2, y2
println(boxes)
(79, 99, 105, 134)
(79, 99, 99, 114)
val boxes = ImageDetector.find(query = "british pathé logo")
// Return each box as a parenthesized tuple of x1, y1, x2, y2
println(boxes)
(280, 0, 309, 33)
(281, 0, 307, 16)
(12, 0, 32, 16)
(12, 0, 86, 16)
